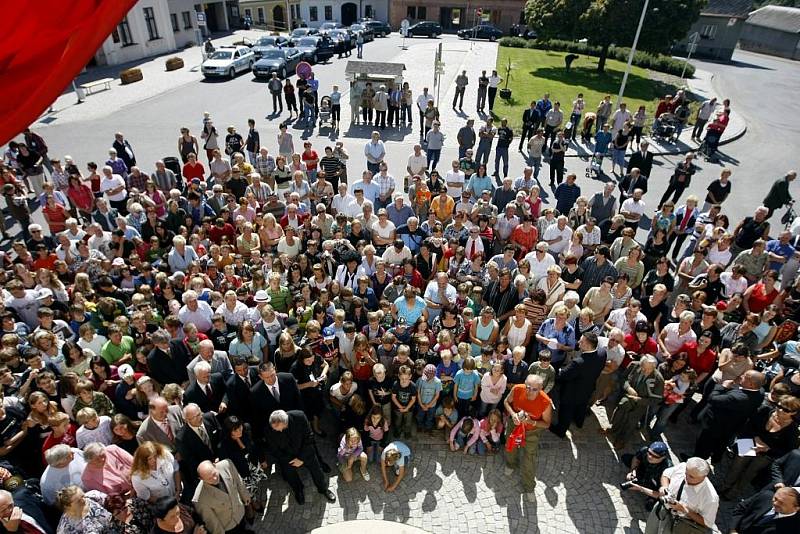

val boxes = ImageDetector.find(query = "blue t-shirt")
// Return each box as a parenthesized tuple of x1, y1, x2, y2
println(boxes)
(453, 369, 481, 399)
(595, 131, 612, 154)
(382, 441, 411, 465)
(766, 239, 795, 272)
(416, 376, 442, 405)
(393, 296, 426, 325)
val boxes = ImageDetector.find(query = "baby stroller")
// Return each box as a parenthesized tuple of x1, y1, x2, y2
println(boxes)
(652, 113, 679, 142)
(318, 96, 332, 128)
(586, 152, 604, 179)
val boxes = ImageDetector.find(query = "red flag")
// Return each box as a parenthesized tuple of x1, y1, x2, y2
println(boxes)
(0, 0, 138, 145)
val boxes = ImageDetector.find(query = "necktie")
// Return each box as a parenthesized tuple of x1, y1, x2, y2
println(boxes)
(470, 239, 476, 259)
(165, 421, 174, 442)
(271, 385, 280, 403)
(755, 509, 776, 527)
(205, 383, 212, 397)
(199, 426, 210, 447)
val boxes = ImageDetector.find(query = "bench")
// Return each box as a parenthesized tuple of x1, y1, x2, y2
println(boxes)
(79, 77, 114, 95)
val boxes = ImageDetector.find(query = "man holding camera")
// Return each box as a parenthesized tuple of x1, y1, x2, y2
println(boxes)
(620, 441, 672, 506)
(645, 457, 718, 534)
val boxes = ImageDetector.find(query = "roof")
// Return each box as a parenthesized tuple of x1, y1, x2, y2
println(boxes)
(746, 5, 800, 34)
(345, 61, 405, 76)
(702, 0, 753, 19)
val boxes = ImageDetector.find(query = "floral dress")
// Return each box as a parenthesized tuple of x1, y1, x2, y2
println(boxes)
(57, 492, 111, 534)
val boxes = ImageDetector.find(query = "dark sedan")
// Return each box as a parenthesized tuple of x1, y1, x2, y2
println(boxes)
(290, 36, 335, 64)
(328, 29, 355, 51)
(457, 24, 504, 41)
(251, 35, 289, 58)
(350, 23, 374, 42)
(406, 21, 442, 38)
(364, 20, 392, 37)
(253, 47, 303, 79)
(290, 27, 318, 39)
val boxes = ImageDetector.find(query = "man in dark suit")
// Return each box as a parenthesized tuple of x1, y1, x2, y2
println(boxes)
(518, 101, 540, 151)
(249, 362, 303, 441)
(731, 487, 800, 534)
(694, 370, 765, 462)
(91, 198, 119, 232)
(183, 361, 226, 414)
(136, 396, 185, 451)
(264, 410, 335, 505)
(0, 487, 55, 534)
(550, 332, 607, 438)
(223, 358, 260, 420)
(618, 167, 649, 203)
(769, 449, 800, 490)
(626, 140, 654, 178)
(147, 330, 190, 387)
(176, 403, 221, 501)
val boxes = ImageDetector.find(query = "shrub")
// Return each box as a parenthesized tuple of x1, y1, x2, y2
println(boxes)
(500, 38, 694, 77)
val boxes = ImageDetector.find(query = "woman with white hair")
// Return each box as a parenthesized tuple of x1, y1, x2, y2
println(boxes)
(537, 265, 566, 310)
(604, 355, 664, 450)
(167, 235, 198, 272)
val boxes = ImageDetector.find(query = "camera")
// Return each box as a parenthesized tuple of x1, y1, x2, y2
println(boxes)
(659, 492, 677, 506)
(619, 479, 637, 490)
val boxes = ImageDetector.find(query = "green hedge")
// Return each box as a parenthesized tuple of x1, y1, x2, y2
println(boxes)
(499, 37, 694, 77)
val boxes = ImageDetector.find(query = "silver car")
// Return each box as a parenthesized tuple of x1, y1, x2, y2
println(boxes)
(201, 46, 255, 79)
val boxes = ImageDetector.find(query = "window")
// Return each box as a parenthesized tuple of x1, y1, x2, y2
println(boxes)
(183, 11, 193, 29)
(324, 6, 332, 21)
(244, 8, 251, 18)
(143, 7, 160, 40)
(257, 7, 265, 23)
(417, 6, 426, 19)
(365, 5, 373, 18)
(309, 6, 318, 21)
(171, 13, 179, 32)
(111, 16, 134, 45)
(700, 24, 717, 39)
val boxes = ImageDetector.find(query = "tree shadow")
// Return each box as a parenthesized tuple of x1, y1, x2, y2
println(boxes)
(528, 66, 678, 103)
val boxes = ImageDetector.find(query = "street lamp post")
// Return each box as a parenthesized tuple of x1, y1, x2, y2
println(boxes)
(616, 0, 650, 108)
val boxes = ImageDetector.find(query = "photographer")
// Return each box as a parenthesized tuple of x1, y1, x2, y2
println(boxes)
(645, 457, 718, 534)
(620, 441, 672, 506)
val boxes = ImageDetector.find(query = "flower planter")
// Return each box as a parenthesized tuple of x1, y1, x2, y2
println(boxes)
(499, 88, 512, 100)
(120, 68, 143, 85)
(165, 57, 184, 71)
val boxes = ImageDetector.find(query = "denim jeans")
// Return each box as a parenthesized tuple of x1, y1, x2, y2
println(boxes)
(475, 141, 492, 165)
(476, 437, 500, 455)
(454, 433, 475, 454)
(401, 104, 412, 124)
(530, 156, 542, 180)
(569, 113, 581, 140)
(427, 149, 441, 170)
(477, 400, 498, 419)
(494, 146, 509, 178)
(393, 408, 414, 438)
(416, 406, 436, 430)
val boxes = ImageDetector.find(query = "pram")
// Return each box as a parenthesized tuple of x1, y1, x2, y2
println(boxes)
(318, 96, 333, 127)
(652, 113, 679, 142)
(585, 152, 604, 179)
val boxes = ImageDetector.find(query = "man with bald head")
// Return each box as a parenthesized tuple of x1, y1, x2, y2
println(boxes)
(187, 339, 233, 384)
(193, 460, 251, 534)
(731, 486, 800, 533)
(694, 370, 765, 463)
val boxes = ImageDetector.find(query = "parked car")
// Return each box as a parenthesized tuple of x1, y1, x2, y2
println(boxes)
(363, 20, 392, 37)
(406, 21, 442, 38)
(253, 47, 303, 79)
(290, 27, 318, 39)
(290, 36, 335, 64)
(201, 46, 255, 79)
(329, 29, 356, 51)
(319, 22, 343, 33)
(349, 23, 374, 42)
(457, 23, 504, 41)
(251, 35, 289, 58)
(510, 24, 538, 39)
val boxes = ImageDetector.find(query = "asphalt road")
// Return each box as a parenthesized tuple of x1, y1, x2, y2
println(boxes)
(13, 40, 800, 240)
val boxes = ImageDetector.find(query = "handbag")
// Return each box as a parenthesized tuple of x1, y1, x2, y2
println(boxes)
(504, 423, 526, 452)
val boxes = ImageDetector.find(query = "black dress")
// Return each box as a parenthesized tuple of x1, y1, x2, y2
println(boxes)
(291, 355, 326, 419)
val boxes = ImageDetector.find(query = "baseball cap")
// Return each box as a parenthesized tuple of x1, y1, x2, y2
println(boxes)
(36, 288, 53, 300)
(118, 364, 135, 380)
(285, 317, 299, 329)
(634, 320, 650, 333)
(112, 258, 126, 266)
(254, 290, 270, 303)
(648, 441, 668, 457)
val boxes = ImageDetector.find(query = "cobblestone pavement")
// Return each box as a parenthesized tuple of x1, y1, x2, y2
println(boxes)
(251, 404, 739, 534)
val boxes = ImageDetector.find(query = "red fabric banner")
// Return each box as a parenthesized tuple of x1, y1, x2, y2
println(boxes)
(0, 0, 138, 145)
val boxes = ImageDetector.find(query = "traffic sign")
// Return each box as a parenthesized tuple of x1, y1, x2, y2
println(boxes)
(296, 62, 312, 80)
(196, 11, 206, 26)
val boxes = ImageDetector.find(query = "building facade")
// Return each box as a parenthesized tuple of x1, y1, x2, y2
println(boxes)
(739, 5, 800, 60)
(94, 0, 235, 66)
(297, 0, 389, 27)
(674, 0, 752, 61)
(388, 0, 525, 33)
(240, 0, 302, 30)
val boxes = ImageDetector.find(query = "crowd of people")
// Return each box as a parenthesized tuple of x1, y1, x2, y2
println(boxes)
(0, 74, 798, 534)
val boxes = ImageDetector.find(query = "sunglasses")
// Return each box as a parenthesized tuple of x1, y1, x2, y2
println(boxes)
(777, 405, 797, 414)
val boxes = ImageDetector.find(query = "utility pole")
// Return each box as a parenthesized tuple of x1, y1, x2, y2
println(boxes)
(681, 32, 700, 80)
(616, 0, 649, 108)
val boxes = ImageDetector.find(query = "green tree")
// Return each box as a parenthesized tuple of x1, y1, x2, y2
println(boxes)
(525, 0, 705, 73)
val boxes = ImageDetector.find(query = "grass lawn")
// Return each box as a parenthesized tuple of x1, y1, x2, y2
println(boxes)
(493, 47, 681, 134)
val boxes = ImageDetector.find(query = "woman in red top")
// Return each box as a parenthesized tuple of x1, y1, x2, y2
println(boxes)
(510, 217, 538, 259)
(301, 142, 319, 181)
(622, 321, 659, 369)
(181, 153, 205, 183)
(42, 194, 68, 234)
(744, 270, 780, 315)
(680, 333, 716, 384)
(352, 333, 376, 387)
(66, 175, 94, 221)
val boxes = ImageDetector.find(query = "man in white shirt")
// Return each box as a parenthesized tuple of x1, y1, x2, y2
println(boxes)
(423, 273, 457, 321)
(620, 189, 646, 230)
(444, 160, 465, 199)
(407, 144, 428, 179)
(331, 183, 357, 217)
(350, 171, 381, 205)
(178, 290, 214, 332)
(543, 215, 573, 255)
(364, 131, 385, 175)
(605, 300, 647, 335)
(41, 445, 86, 506)
(524, 242, 556, 286)
(417, 88, 432, 136)
(382, 239, 412, 266)
(646, 458, 719, 533)
(576, 218, 602, 253)
(100, 165, 128, 213)
(610, 103, 632, 134)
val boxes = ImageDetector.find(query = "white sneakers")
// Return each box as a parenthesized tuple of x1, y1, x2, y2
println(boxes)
(362, 470, 370, 481)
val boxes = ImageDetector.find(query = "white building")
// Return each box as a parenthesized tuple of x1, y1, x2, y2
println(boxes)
(298, 0, 389, 28)
(94, 0, 233, 66)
